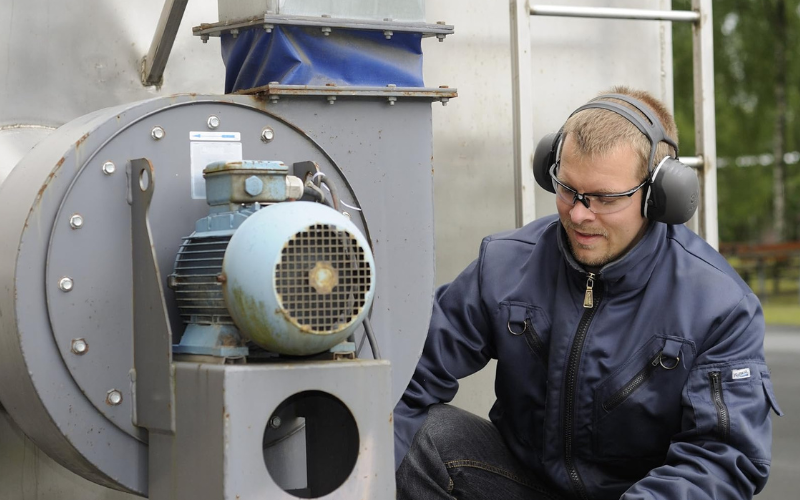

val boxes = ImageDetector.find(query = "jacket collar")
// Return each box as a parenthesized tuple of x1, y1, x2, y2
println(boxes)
(557, 220, 666, 293)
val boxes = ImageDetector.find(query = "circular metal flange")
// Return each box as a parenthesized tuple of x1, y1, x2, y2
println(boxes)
(0, 95, 371, 495)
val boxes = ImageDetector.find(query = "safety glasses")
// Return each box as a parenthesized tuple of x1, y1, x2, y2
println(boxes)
(549, 164, 649, 215)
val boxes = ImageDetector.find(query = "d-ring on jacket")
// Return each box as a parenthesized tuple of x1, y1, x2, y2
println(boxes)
(394, 215, 783, 499)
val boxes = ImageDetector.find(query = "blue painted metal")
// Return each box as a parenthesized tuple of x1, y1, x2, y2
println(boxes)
(204, 160, 289, 211)
(221, 26, 423, 92)
(222, 201, 376, 356)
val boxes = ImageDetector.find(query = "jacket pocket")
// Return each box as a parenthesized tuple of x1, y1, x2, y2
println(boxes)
(495, 301, 550, 457)
(501, 301, 549, 363)
(592, 335, 696, 460)
(686, 361, 776, 462)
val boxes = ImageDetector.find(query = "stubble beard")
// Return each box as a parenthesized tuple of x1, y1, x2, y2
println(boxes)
(562, 220, 613, 268)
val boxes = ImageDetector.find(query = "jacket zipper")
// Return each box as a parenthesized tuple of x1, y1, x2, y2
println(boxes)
(564, 273, 600, 500)
(709, 371, 730, 442)
(602, 351, 662, 412)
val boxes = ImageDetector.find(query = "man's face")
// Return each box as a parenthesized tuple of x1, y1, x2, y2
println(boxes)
(555, 135, 649, 269)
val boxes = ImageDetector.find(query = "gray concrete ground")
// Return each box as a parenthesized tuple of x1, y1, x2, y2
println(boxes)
(759, 324, 800, 499)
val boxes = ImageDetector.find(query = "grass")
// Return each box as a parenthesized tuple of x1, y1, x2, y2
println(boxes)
(725, 257, 800, 326)
(761, 296, 800, 326)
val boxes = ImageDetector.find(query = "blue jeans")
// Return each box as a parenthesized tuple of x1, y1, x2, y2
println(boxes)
(396, 404, 565, 500)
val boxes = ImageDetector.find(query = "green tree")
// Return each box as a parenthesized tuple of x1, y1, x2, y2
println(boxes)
(672, 0, 800, 243)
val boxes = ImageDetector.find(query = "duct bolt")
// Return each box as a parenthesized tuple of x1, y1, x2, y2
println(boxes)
(387, 96, 397, 106)
(59, 277, 74, 292)
(106, 390, 123, 406)
(201, 34, 209, 43)
(151, 126, 165, 140)
(207, 116, 220, 129)
(269, 416, 282, 428)
(167, 274, 178, 289)
(69, 214, 84, 229)
(321, 27, 331, 36)
(261, 127, 275, 142)
(384, 30, 393, 39)
(230, 29, 239, 39)
(264, 24, 273, 33)
(102, 161, 116, 175)
(441, 98, 450, 106)
(327, 96, 337, 105)
(71, 338, 88, 355)
(437, 34, 446, 42)
(245, 176, 264, 196)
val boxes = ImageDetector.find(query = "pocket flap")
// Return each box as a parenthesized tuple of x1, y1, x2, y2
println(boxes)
(761, 373, 784, 417)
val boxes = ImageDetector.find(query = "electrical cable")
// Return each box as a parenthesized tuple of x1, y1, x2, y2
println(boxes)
(363, 316, 382, 359)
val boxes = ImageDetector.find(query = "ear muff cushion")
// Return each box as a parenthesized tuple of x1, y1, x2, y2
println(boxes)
(533, 132, 559, 193)
(644, 158, 700, 224)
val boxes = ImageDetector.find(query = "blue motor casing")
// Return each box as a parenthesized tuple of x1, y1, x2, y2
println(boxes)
(222, 201, 376, 356)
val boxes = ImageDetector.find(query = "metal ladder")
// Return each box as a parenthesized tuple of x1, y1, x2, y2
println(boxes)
(510, 0, 718, 249)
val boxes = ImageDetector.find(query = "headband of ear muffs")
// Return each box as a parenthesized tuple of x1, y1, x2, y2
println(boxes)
(532, 94, 699, 225)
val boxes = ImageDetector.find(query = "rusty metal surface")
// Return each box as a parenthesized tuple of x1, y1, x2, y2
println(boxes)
(193, 15, 454, 39)
(234, 83, 458, 102)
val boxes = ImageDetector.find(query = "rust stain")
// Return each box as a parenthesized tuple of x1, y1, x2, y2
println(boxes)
(75, 132, 90, 148)
(216, 272, 227, 284)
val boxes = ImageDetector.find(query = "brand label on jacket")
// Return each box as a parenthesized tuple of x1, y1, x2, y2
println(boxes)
(732, 368, 751, 380)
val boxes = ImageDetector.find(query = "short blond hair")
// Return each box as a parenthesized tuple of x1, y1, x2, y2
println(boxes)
(562, 86, 678, 180)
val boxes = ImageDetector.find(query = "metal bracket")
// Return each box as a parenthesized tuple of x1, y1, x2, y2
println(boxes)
(235, 84, 457, 105)
(129, 158, 176, 434)
(193, 15, 454, 40)
(142, 0, 190, 86)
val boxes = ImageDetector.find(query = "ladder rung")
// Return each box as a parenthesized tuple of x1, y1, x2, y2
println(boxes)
(530, 5, 700, 23)
(681, 156, 705, 168)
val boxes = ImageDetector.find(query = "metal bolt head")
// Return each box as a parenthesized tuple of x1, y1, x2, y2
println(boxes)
(71, 338, 88, 355)
(245, 176, 264, 196)
(230, 29, 239, 39)
(59, 277, 74, 292)
(207, 116, 220, 129)
(387, 96, 397, 106)
(321, 27, 332, 36)
(102, 161, 116, 175)
(106, 390, 123, 406)
(261, 127, 275, 142)
(384, 30, 393, 39)
(201, 34, 209, 43)
(151, 126, 165, 140)
(327, 96, 337, 105)
(269, 416, 282, 428)
(69, 214, 84, 229)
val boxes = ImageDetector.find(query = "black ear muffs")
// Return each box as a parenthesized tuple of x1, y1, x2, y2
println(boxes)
(532, 94, 699, 225)
(643, 157, 699, 224)
(533, 131, 560, 194)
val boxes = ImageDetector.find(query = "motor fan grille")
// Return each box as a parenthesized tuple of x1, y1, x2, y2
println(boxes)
(275, 224, 372, 334)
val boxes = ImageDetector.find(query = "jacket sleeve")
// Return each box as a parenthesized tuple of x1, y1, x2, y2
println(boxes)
(393, 238, 497, 469)
(622, 292, 783, 499)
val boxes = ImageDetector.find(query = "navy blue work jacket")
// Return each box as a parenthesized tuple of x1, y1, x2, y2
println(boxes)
(394, 215, 782, 499)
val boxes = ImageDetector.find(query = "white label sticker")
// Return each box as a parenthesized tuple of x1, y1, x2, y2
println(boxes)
(189, 141, 243, 199)
(732, 368, 751, 380)
(189, 131, 241, 141)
